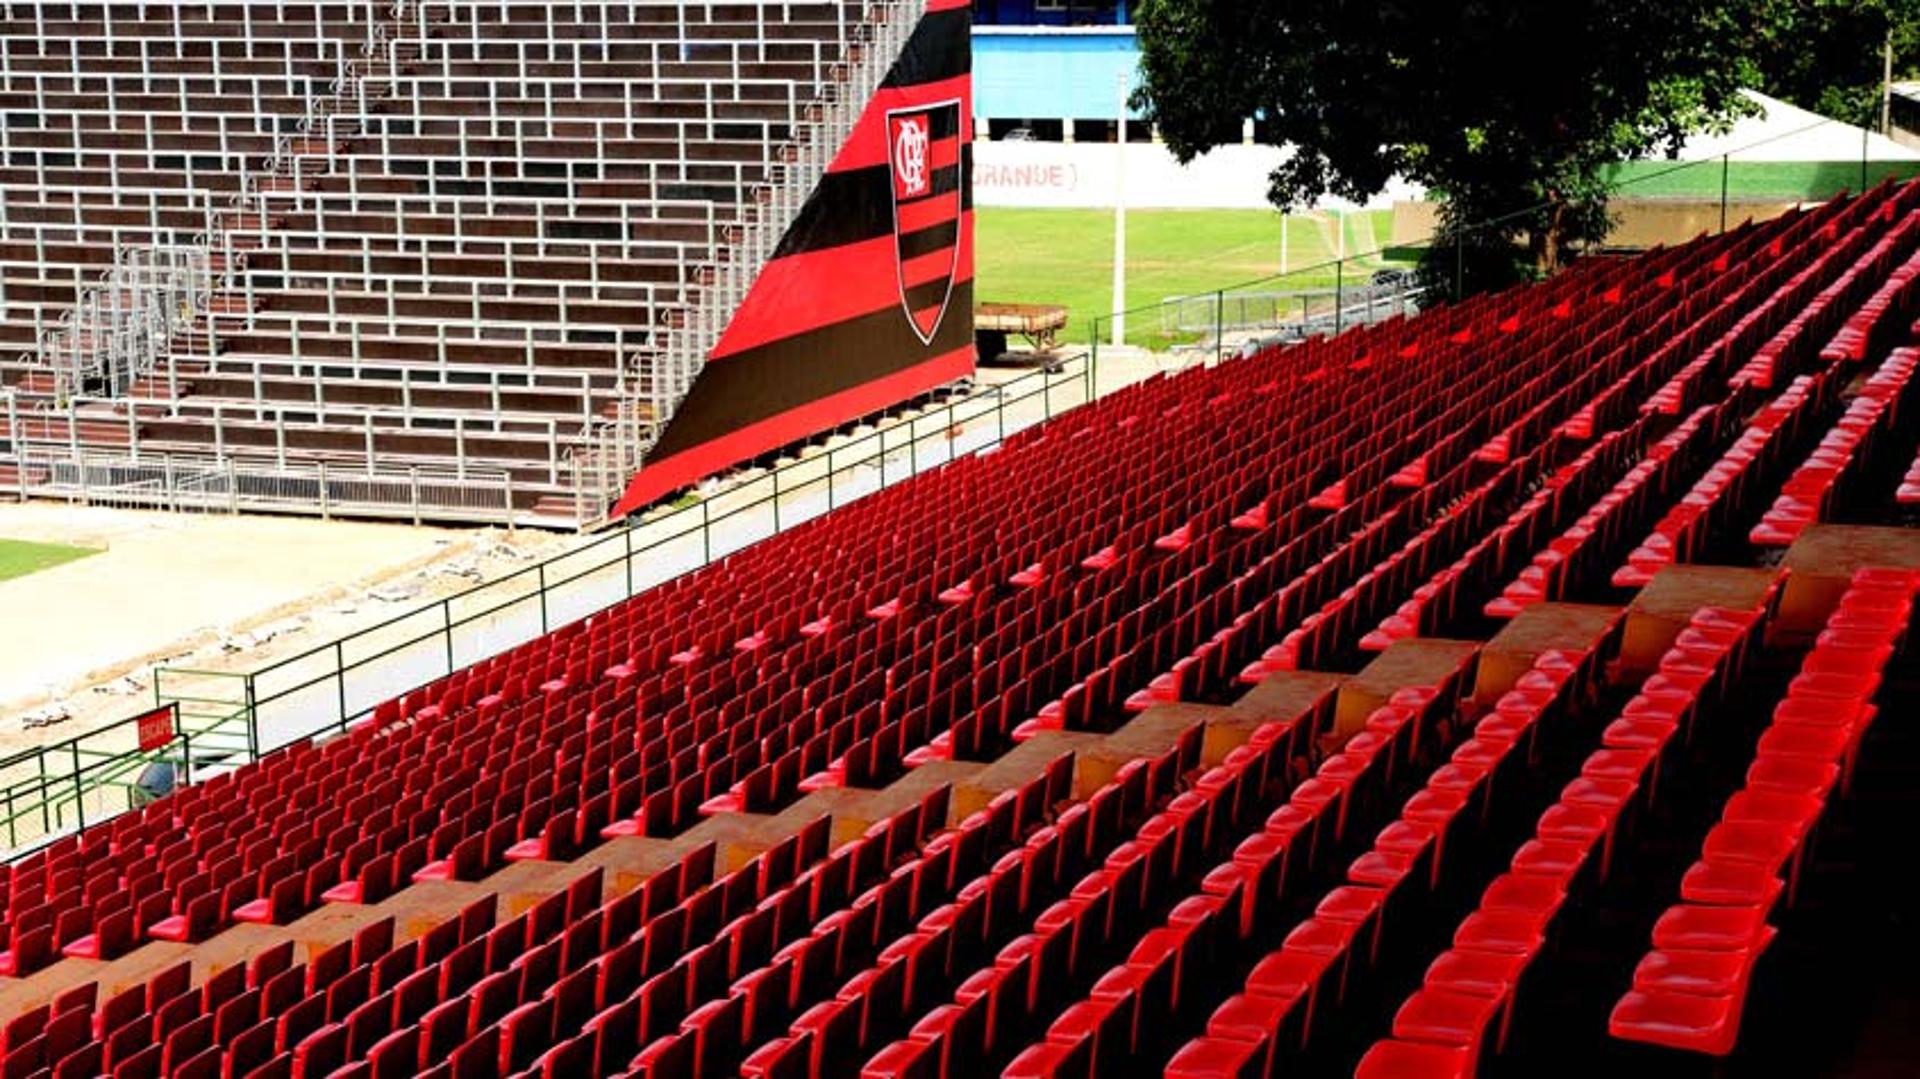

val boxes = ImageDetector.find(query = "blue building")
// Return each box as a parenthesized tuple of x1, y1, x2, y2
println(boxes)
(973, 0, 1146, 142)
(971, 1, 1261, 143)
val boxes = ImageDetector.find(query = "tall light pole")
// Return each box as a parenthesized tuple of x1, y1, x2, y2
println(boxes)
(1111, 70, 1128, 347)
(1884, 29, 1895, 136)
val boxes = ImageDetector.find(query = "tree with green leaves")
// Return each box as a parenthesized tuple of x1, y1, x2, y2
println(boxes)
(1131, 1, 1770, 295)
(1749, 0, 1919, 128)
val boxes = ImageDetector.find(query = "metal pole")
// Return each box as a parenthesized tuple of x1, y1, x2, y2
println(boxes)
(335, 641, 348, 724)
(1335, 261, 1344, 334)
(1884, 30, 1895, 136)
(624, 527, 635, 600)
(241, 684, 256, 765)
(1089, 324, 1100, 399)
(538, 563, 549, 633)
(1728, 152, 1743, 232)
(1214, 290, 1225, 364)
(1111, 71, 1128, 347)
(1454, 233, 1464, 302)
(71, 744, 84, 833)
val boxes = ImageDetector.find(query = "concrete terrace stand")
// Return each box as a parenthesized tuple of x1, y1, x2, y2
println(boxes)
(1335, 639, 1483, 742)
(1475, 603, 1627, 705)
(1621, 565, 1784, 675)
(1778, 524, 1920, 637)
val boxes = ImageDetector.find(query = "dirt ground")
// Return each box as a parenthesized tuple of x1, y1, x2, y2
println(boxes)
(0, 503, 569, 751)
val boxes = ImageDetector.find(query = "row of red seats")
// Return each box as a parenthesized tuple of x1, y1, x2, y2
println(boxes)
(1614, 373, 1840, 588)
(1260, 439, 1551, 672)
(1003, 653, 1481, 1079)
(1750, 346, 1918, 545)
(1901, 439, 1920, 504)
(1465, 195, 1901, 618)
(1353, 585, 1779, 1077)
(1609, 567, 1916, 1057)
(6, 895, 496, 1079)
(1642, 183, 1901, 416)
(1735, 184, 1920, 391)
(1488, 400, 1738, 618)
(1166, 638, 1604, 1079)
(1822, 237, 1920, 364)
(1236, 447, 1531, 679)
(737, 733, 1197, 1079)
(0, 717, 462, 970)
(895, 251, 1700, 776)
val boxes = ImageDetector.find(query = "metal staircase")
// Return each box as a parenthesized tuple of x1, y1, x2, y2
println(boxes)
(196, 1, 444, 343)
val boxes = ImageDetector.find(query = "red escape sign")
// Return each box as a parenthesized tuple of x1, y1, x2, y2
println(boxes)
(136, 706, 176, 752)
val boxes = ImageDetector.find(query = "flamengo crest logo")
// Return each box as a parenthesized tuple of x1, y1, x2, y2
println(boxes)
(886, 99, 962, 346)
(894, 116, 930, 197)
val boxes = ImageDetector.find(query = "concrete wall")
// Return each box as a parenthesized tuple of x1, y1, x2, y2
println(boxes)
(975, 140, 1417, 210)
(1389, 198, 1806, 250)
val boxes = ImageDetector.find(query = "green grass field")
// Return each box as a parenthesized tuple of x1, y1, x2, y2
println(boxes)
(1599, 159, 1920, 201)
(0, 538, 99, 583)
(975, 207, 1411, 347)
(975, 159, 1920, 348)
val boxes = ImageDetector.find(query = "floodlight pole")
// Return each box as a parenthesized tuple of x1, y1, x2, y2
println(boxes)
(1884, 32, 1895, 136)
(1111, 70, 1128, 347)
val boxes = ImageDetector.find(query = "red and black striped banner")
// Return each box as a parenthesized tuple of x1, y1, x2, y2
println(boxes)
(614, 0, 974, 516)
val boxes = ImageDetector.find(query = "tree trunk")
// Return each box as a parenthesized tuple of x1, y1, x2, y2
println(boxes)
(1534, 198, 1567, 275)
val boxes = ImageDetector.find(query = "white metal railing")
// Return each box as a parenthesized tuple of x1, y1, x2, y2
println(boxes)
(0, 388, 561, 486)
(28, 246, 211, 401)
(17, 446, 516, 524)
(568, 0, 923, 527)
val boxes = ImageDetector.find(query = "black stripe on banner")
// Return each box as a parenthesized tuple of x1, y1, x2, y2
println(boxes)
(648, 279, 975, 462)
(773, 151, 971, 260)
(879, 7, 971, 89)
(900, 218, 959, 261)
(903, 276, 952, 311)
(908, 111, 964, 142)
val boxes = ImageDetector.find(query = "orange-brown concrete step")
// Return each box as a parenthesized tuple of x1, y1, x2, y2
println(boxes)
(1621, 565, 1783, 675)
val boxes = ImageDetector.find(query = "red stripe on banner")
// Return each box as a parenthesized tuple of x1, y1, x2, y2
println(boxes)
(923, 136, 961, 173)
(828, 75, 973, 174)
(612, 345, 976, 515)
(897, 192, 961, 234)
(926, 0, 970, 11)
(912, 304, 945, 337)
(712, 210, 974, 360)
(901, 247, 956, 290)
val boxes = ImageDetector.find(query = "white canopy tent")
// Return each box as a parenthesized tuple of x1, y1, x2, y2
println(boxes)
(1665, 89, 1920, 162)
